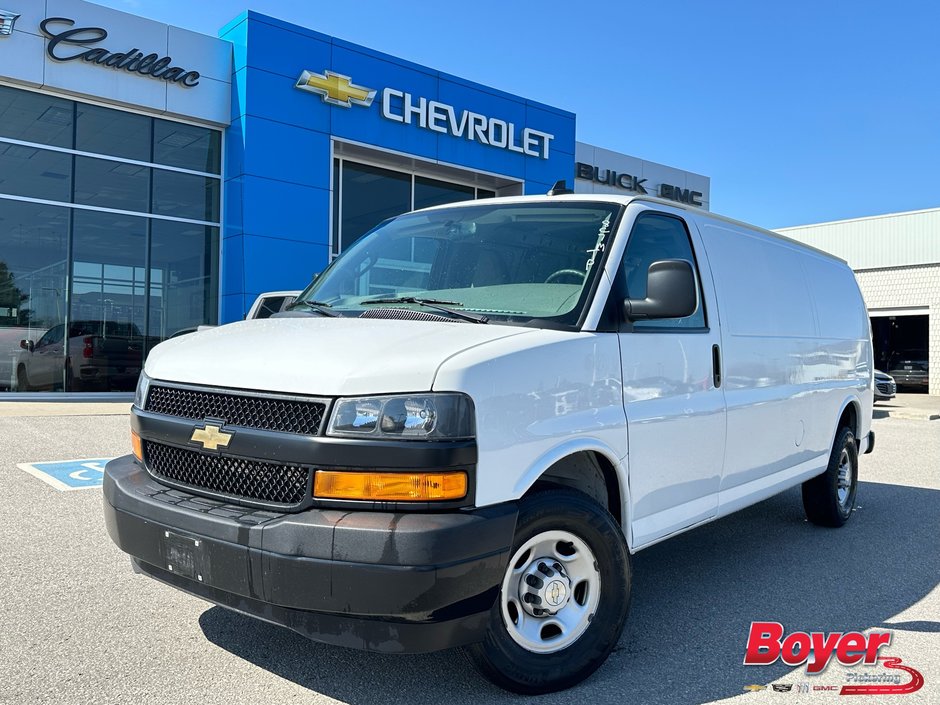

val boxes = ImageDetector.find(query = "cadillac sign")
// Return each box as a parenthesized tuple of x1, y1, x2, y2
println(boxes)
(39, 17, 201, 87)
(0, 9, 19, 35)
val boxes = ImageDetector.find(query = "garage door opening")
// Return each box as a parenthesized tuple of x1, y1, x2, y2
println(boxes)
(870, 314, 929, 393)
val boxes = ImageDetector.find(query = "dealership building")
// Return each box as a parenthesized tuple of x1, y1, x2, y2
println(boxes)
(780, 210, 939, 395)
(0, 0, 710, 396)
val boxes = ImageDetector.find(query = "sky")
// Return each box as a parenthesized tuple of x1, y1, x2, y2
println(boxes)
(96, 0, 940, 230)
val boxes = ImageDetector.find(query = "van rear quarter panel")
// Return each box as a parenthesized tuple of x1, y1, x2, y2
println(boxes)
(695, 219, 871, 511)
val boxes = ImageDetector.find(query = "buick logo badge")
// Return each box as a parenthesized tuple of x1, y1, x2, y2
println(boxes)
(0, 9, 19, 36)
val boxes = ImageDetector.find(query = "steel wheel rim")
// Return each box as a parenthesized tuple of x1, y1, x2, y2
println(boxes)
(837, 448, 853, 507)
(499, 529, 601, 654)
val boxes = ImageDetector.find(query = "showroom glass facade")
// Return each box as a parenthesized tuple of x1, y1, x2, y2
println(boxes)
(333, 158, 496, 254)
(0, 84, 220, 394)
(330, 158, 498, 298)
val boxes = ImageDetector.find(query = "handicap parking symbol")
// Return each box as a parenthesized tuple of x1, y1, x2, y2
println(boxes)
(17, 458, 114, 491)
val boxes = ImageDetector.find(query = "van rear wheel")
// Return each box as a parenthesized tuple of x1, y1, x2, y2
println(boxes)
(462, 488, 630, 694)
(802, 426, 858, 527)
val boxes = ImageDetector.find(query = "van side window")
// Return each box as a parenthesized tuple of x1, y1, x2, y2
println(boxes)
(619, 213, 706, 330)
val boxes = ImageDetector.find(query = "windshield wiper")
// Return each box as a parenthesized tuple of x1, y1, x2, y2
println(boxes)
(362, 296, 488, 324)
(286, 299, 338, 317)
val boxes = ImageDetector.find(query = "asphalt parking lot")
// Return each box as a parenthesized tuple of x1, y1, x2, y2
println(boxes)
(1, 410, 937, 705)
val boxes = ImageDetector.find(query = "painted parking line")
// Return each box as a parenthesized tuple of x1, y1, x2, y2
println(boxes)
(17, 458, 114, 491)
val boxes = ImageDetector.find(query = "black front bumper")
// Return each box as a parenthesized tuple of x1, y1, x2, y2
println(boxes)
(103, 455, 517, 653)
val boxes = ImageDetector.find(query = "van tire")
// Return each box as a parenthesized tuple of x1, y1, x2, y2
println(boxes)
(802, 426, 858, 527)
(462, 488, 630, 694)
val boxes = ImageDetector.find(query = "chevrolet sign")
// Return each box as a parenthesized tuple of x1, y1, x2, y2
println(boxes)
(295, 68, 555, 159)
(382, 88, 554, 159)
(295, 70, 376, 108)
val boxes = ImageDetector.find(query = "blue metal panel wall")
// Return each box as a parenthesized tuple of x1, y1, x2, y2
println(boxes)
(219, 11, 576, 322)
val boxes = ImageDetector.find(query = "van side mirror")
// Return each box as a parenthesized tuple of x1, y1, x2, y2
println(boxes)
(20, 339, 34, 352)
(623, 259, 697, 321)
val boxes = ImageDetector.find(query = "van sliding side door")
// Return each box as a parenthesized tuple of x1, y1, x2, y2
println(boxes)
(614, 207, 727, 549)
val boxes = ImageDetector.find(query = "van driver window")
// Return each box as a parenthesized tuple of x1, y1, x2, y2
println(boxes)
(620, 213, 706, 329)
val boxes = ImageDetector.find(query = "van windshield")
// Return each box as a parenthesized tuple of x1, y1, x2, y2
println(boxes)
(297, 201, 622, 327)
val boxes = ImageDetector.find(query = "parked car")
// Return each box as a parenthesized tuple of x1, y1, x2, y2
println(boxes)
(873, 369, 896, 402)
(16, 320, 159, 392)
(887, 349, 929, 391)
(165, 293, 305, 341)
(103, 193, 874, 693)
(246, 290, 301, 319)
(166, 325, 218, 339)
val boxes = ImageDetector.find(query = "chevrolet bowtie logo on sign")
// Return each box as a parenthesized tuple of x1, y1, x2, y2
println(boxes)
(0, 9, 19, 35)
(190, 423, 233, 451)
(295, 70, 376, 108)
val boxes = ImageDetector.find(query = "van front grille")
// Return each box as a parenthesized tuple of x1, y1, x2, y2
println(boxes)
(144, 441, 310, 507)
(145, 384, 326, 436)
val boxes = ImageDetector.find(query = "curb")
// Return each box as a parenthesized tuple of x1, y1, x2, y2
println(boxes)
(0, 402, 132, 418)
(873, 409, 940, 421)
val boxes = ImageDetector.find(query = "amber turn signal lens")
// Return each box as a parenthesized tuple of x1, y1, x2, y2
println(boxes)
(131, 431, 143, 461)
(314, 470, 467, 501)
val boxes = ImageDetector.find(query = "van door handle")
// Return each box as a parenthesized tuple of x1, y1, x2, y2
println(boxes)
(712, 344, 721, 388)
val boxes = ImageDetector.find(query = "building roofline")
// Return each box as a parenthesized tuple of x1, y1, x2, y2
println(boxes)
(777, 205, 940, 231)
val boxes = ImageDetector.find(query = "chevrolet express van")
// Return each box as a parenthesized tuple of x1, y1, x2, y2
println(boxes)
(104, 194, 874, 693)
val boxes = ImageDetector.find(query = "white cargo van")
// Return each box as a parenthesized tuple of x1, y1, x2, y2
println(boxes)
(104, 194, 874, 694)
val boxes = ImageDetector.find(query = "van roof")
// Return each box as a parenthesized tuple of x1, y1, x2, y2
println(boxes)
(416, 193, 847, 265)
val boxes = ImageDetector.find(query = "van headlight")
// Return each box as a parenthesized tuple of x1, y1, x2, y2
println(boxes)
(133, 371, 151, 409)
(327, 393, 475, 440)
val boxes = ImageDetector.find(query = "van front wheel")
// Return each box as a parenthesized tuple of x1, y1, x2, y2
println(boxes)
(802, 426, 858, 527)
(462, 488, 631, 694)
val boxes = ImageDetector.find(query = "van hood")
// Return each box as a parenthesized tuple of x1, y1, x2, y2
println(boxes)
(145, 316, 535, 396)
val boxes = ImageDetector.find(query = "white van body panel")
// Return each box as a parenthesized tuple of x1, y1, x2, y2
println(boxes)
(433, 330, 628, 510)
(692, 215, 871, 520)
(145, 316, 535, 396)
(608, 203, 727, 549)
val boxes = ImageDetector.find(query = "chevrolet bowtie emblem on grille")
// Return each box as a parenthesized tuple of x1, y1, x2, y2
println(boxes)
(190, 424, 232, 451)
(0, 9, 20, 36)
(295, 69, 376, 108)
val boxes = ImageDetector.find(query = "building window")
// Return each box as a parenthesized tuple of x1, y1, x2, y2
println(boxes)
(334, 158, 501, 254)
(0, 88, 73, 148)
(0, 84, 221, 395)
(73, 155, 151, 212)
(153, 120, 221, 173)
(339, 162, 411, 253)
(413, 175, 475, 210)
(0, 144, 71, 201)
(76, 102, 152, 162)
